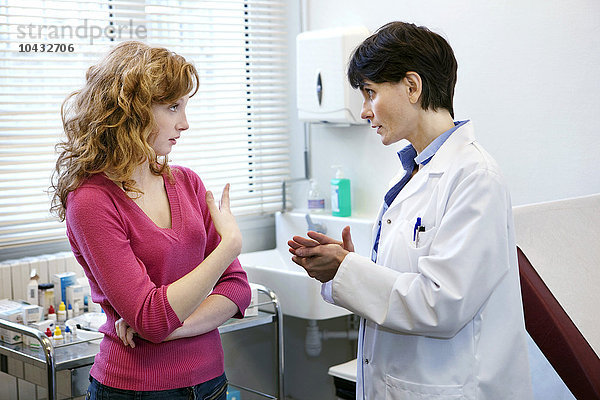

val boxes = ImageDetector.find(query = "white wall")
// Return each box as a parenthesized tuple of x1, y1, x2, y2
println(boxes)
(289, 0, 600, 219)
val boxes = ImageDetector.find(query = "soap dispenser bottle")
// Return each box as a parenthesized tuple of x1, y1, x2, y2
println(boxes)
(330, 166, 351, 217)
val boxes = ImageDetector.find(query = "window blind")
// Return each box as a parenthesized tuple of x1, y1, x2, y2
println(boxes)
(0, 0, 289, 249)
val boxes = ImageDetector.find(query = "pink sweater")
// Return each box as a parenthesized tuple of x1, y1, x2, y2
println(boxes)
(66, 166, 251, 391)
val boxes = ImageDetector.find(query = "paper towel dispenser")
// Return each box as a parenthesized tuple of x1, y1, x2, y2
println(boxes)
(296, 26, 370, 125)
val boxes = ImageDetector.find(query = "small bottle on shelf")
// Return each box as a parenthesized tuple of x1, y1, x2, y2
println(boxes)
(307, 179, 326, 214)
(57, 302, 67, 327)
(53, 326, 63, 345)
(47, 305, 57, 324)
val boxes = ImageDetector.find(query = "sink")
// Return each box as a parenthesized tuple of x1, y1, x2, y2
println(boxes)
(239, 211, 374, 320)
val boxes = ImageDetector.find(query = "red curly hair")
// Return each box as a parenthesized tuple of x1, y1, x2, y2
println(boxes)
(51, 41, 199, 221)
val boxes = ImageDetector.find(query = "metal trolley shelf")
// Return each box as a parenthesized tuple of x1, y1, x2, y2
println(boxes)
(0, 284, 283, 400)
(221, 284, 284, 400)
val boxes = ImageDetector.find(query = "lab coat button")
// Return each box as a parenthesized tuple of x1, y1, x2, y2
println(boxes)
(386, 219, 392, 224)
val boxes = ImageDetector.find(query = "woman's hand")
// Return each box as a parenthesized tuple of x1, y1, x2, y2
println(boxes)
(206, 184, 242, 255)
(115, 318, 136, 348)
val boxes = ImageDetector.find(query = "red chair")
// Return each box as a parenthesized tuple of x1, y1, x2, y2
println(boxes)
(518, 246, 600, 399)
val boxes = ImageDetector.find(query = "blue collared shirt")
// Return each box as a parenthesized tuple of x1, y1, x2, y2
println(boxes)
(372, 120, 469, 261)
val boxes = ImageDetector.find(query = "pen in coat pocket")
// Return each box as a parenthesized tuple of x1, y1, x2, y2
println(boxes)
(413, 217, 426, 247)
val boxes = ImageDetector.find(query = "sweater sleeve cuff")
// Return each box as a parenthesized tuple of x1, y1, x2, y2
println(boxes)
(160, 284, 186, 328)
(211, 279, 251, 319)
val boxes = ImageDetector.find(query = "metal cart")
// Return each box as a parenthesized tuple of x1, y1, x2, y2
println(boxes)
(0, 284, 283, 400)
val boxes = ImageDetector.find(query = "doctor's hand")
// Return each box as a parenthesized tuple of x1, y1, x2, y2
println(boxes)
(115, 318, 136, 348)
(289, 226, 355, 251)
(288, 226, 354, 282)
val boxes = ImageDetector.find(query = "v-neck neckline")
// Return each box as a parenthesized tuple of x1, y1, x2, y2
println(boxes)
(103, 173, 181, 235)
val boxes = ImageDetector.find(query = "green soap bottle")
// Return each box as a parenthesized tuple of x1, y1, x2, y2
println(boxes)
(331, 166, 351, 217)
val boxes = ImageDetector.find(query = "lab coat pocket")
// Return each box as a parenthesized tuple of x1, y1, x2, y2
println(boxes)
(385, 374, 464, 399)
(407, 225, 437, 271)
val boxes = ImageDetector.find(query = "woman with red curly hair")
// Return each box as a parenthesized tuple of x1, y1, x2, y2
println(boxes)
(51, 41, 250, 399)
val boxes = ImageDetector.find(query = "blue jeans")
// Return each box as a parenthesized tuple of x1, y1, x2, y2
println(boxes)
(85, 373, 228, 400)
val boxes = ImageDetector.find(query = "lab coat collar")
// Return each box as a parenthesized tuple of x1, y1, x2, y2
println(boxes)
(420, 120, 476, 174)
(384, 121, 476, 211)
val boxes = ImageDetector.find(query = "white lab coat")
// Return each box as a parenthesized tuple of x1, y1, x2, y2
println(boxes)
(328, 122, 533, 399)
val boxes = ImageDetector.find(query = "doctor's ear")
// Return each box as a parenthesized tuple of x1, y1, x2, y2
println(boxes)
(403, 72, 422, 105)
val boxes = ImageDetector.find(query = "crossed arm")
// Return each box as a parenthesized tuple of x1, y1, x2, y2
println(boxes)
(116, 294, 237, 348)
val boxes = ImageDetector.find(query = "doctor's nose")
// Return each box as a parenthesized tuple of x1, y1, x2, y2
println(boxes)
(361, 104, 373, 122)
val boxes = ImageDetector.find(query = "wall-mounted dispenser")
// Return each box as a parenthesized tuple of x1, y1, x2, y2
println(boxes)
(296, 26, 370, 125)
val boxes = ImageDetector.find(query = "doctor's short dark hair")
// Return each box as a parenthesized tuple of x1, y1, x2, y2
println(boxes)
(348, 21, 458, 118)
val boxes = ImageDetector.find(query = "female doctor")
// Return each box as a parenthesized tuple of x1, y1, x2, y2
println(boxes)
(289, 22, 533, 399)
